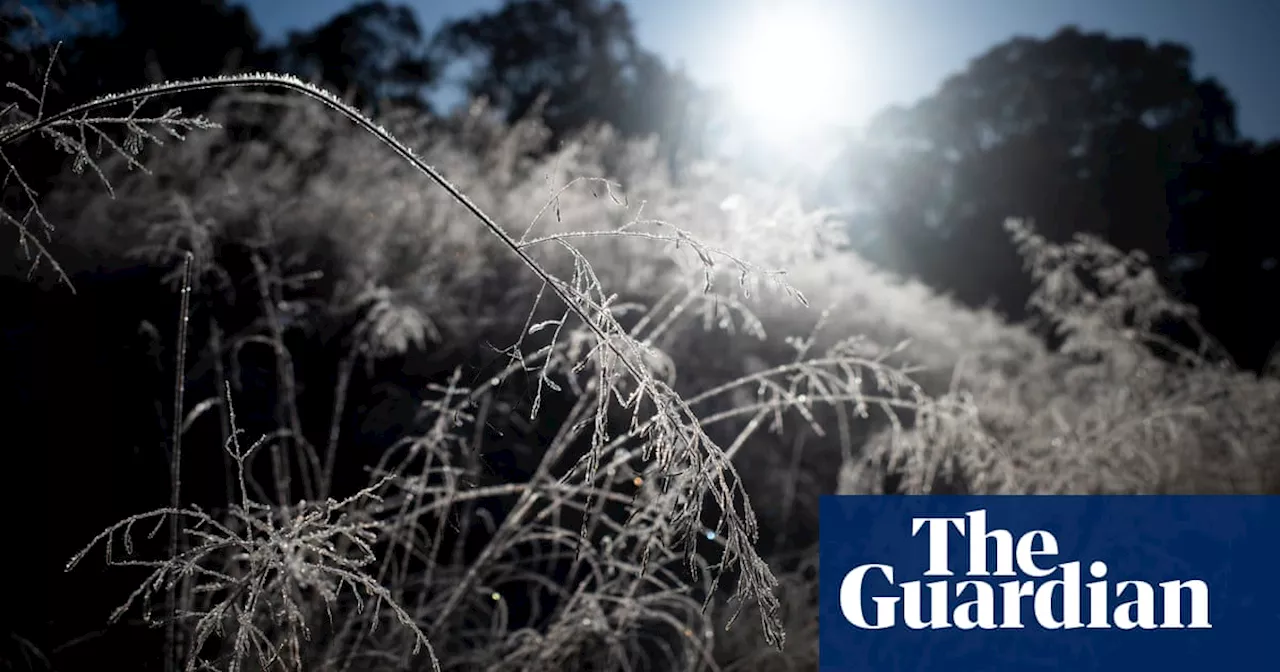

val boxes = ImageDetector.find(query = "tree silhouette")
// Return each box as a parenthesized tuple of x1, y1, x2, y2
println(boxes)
(275, 1, 438, 113)
(433, 0, 642, 136)
(847, 26, 1242, 324)
(54, 0, 266, 95)
(431, 0, 710, 162)
(1171, 140, 1280, 370)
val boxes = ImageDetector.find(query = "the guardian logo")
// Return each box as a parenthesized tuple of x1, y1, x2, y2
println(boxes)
(841, 509, 1212, 631)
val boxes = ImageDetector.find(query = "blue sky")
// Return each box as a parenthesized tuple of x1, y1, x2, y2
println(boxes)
(240, 0, 1280, 141)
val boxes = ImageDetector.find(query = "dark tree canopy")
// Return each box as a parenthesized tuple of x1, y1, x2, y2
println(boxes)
(849, 27, 1242, 311)
(433, 0, 642, 134)
(7, 0, 713, 168)
(275, 1, 438, 112)
(60, 0, 265, 93)
(6, 3, 1278, 367)
(1171, 140, 1280, 370)
(430, 0, 710, 159)
(841, 25, 1280, 369)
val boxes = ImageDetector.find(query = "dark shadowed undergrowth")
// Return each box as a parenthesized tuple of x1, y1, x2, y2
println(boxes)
(4, 69, 1279, 672)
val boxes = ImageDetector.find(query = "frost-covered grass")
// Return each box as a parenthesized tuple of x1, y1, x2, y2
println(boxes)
(6, 68, 1280, 672)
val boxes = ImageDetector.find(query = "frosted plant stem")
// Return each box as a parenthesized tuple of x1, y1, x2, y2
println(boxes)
(166, 252, 192, 672)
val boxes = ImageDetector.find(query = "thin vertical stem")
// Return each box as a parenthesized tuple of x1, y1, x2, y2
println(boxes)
(166, 252, 193, 672)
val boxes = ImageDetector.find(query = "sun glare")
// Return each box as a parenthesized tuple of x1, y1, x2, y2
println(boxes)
(723, 4, 858, 144)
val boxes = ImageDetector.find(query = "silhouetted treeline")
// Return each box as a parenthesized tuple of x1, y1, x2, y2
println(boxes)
(5, 2, 1274, 350)
(3, 0, 709, 173)
(5, 2, 1280, 668)
(6, 3, 1280, 363)
(838, 27, 1279, 370)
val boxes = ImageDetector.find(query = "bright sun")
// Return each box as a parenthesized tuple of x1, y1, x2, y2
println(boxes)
(723, 4, 858, 143)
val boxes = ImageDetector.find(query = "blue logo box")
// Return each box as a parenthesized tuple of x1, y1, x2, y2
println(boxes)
(819, 495, 1280, 671)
